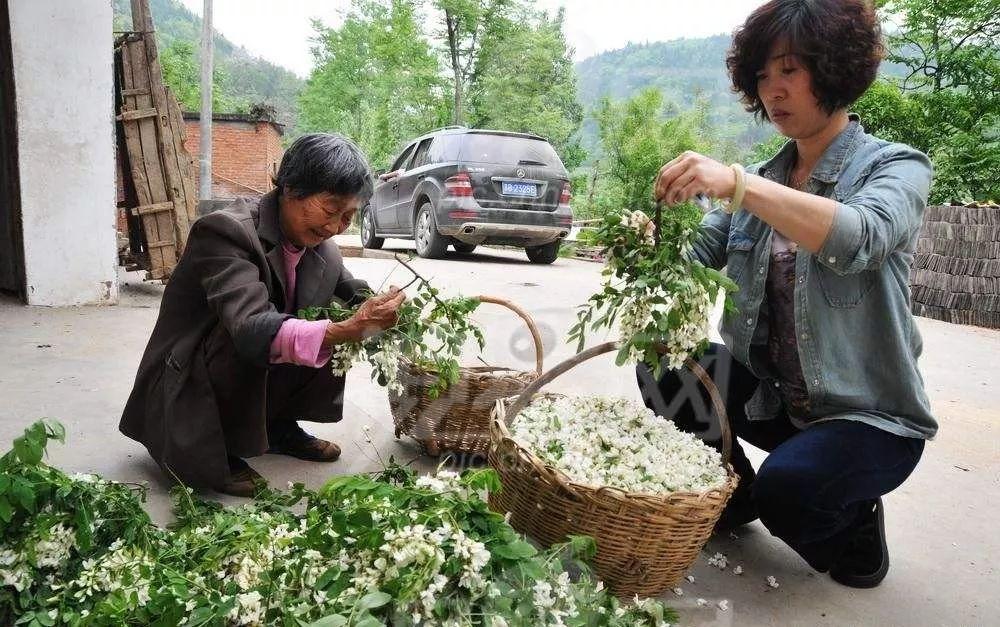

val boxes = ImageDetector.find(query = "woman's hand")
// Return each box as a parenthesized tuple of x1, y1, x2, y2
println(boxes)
(324, 287, 406, 346)
(352, 287, 406, 338)
(655, 151, 736, 205)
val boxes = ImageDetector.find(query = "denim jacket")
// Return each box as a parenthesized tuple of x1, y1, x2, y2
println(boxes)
(692, 115, 937, 439)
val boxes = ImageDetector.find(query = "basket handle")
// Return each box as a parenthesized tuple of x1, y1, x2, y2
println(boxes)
(502, 341, 733, 466)
(474, 295, 544, 376)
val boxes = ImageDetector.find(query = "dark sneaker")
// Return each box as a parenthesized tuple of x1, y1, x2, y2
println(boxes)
(268, 422, 341, 462)
(830, 498, 889, 588)
(218, 456, 266, 498)
(714, 484, 759, 533)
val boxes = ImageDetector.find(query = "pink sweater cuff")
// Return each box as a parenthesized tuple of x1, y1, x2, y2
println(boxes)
(269, 319, 333, 367)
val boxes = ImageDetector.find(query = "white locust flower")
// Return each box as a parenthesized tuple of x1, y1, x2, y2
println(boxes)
(510, 395, 727, 495)
(626, 209, 656, 243)
(708, 552, 728, 569)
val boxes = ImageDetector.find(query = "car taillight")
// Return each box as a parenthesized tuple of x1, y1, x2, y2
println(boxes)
(559, 182, 571, 205)
(445, 172, 473, 197)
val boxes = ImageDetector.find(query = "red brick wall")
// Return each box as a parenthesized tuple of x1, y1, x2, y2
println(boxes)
(183, 120, 283, 199)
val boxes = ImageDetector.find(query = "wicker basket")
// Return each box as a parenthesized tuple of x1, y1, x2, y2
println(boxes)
(488, 341, 739, 598)
(389, 296, 544, 456)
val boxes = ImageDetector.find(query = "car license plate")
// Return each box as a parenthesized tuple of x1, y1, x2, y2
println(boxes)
(502, 181, 537, 197)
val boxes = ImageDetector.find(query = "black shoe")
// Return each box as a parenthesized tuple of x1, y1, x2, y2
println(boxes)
(714, 484, 759, 533)
(830, 498, 889, 588)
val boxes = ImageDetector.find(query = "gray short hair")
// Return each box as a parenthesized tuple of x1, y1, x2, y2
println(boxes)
(273, 133, 374, 201)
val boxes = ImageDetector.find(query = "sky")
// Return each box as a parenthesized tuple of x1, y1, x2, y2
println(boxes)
(177, 0, 767, 77)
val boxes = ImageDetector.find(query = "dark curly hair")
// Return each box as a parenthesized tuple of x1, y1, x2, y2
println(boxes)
(726, 0, 883, 121)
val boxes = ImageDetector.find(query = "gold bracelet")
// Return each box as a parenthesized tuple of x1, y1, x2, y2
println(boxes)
(725, 164, 746, 214)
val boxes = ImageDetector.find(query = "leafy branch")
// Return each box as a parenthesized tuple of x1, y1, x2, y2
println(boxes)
(568, 201, 737, 378)
(301, 256, 485, 398)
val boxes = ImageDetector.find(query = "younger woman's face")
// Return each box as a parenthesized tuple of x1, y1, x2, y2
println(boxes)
(756, 39, 834, 140)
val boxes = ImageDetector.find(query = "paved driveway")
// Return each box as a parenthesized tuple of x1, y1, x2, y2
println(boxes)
(1, 237, 997, 625)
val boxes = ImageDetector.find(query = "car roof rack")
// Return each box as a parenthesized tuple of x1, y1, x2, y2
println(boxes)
(465, 128, 547, 142)
(426, 125, 467, 134)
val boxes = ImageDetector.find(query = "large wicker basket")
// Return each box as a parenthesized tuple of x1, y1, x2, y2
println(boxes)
(488, 341, 739, 598)
(389, 295, 544, 457)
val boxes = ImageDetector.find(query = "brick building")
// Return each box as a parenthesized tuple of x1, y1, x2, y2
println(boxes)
(182, 112, 284, 200)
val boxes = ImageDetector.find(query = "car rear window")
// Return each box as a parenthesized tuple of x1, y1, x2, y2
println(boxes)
(457, 134, 564, 168)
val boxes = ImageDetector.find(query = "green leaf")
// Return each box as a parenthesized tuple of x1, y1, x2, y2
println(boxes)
(315, 566, 342, 590)
(43, 419, 66, 444)
(185, 606, 217, 627)
(13, 435, 42, 466)
(356, 590, 392, 611)
(306, 616, 348, 627)
(567, 534, 597, 560)
(493, 539, 537, 560)
(614, 346, 630, 367)
(0, 496, 12, 523)
(10, 479, 34, 512)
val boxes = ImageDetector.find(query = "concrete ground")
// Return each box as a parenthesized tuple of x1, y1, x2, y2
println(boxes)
(1, 236, 997, 626)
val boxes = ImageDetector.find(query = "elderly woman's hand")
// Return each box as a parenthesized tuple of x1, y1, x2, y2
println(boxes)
(349, 287, 406, 339)
(324, 287, 406, 346)
(655, 151, 736, 206)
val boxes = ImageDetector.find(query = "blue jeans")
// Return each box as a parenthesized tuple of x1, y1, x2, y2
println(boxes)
(637, 343, 925, 571)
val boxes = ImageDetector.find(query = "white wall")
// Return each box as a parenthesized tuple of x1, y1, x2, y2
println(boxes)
(9, 0, 117, 305)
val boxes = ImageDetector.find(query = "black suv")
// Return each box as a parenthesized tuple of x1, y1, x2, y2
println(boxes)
(361, 127, 573, 264)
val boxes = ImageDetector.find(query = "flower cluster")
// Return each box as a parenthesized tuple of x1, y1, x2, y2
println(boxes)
(510, 395, 728, 494)
(570, 203, 736, 378)
(302, 273, 484, 398)
(626, 209, 656, 243)
(531, 571, 579, 625)
(0, 420, 676, 627)
(32, 522, 76, 570)
(70, 539, 157, 610)
(617, 278, 713, 371)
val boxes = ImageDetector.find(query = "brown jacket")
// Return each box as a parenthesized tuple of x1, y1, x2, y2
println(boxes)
(119, 191, 368, 488)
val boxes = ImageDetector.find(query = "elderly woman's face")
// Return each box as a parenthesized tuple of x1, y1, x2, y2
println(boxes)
(756, 39, 830, 140)
(279, 190, 362, 248)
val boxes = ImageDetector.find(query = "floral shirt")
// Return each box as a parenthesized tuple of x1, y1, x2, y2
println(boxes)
(765, 231, 811, 420)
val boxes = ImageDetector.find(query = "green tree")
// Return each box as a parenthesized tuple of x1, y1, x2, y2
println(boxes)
(298, 0, 448, 168)
(853, 80, 928, 147)
(114, 0, 303, 125)
(581, 89, 710, 218)
(468, 8, 584, 167)
(433, 0, 515, 126)
(852, 0, 1000, 202)
(879, 0, 999, 94)
(158, 39, 246, 113)
(746, 133, 788, 164)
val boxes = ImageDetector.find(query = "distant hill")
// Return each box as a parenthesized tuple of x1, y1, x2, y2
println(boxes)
(574, 35, 769, 162)
(112, 0, 303, 129)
